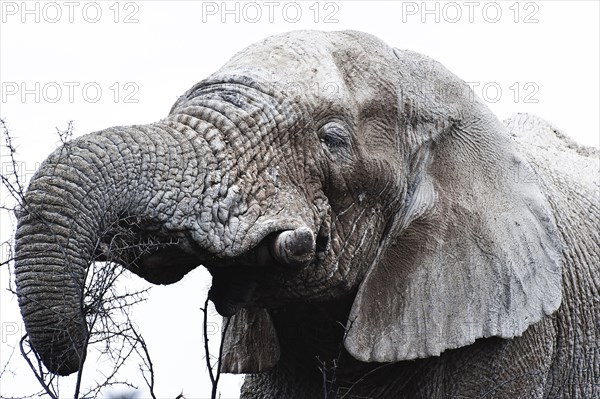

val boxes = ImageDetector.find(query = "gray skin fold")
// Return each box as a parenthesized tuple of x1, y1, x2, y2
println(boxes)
(14, 80, 318, 375)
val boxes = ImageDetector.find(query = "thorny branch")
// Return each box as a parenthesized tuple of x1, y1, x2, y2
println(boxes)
(0, 119, 27, 209)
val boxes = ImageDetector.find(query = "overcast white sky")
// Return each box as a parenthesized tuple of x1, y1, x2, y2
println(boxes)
(1, 1, 598, 398)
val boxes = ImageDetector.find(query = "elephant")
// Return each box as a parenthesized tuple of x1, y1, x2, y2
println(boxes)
(14, 30, 599, 398)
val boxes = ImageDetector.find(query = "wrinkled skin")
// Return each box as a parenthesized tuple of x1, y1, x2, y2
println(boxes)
(14, 31, 599, 397)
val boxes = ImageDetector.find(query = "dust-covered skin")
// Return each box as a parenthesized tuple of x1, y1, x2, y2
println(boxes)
(14, 31, 599, 397)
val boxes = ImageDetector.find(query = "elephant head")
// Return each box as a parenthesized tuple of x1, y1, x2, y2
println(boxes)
(14, 30, 562, 377)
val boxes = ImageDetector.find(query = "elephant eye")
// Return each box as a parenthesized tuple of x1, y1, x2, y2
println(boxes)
(318, 121, 351, 161)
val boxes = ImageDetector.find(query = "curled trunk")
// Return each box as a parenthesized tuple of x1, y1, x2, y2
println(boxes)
(14, 121, 212, 374)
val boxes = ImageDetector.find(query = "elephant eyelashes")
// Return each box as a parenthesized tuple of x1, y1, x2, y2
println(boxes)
(318, 121, 351, 161)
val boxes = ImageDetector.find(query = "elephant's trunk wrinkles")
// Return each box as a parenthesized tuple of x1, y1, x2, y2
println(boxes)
(14, 122, 208, 375)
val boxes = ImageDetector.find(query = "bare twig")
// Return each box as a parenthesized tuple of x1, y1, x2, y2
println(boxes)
(201, 297, 231, 399)
(0, 343, 17, 381)
(19, 335, 59, 399)
(213, 316, 231, 399)
(201, 298, 216, 386)
(131, 326, 157, 399)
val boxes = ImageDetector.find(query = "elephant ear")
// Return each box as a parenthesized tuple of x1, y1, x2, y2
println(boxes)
(221, 308, 280, 373)
(344, 50, 563, 363)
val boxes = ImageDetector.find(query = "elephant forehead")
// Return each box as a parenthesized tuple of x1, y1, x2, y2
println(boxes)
(220, 32, 343, 89)
(216, 31, 394, 100)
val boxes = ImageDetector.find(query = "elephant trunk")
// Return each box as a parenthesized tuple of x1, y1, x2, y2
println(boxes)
(15, 79, 323, 375)
(15, 216, 91, 375)
(14, 122, 212, 375)
(15, 81, 319, 375)
(271, 227, 315, 268)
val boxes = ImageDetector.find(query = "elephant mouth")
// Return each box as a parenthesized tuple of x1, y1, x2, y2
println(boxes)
(98, 215, 331, 316)
(207, 224, 331, 317)
(208, 266, 260, 317)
